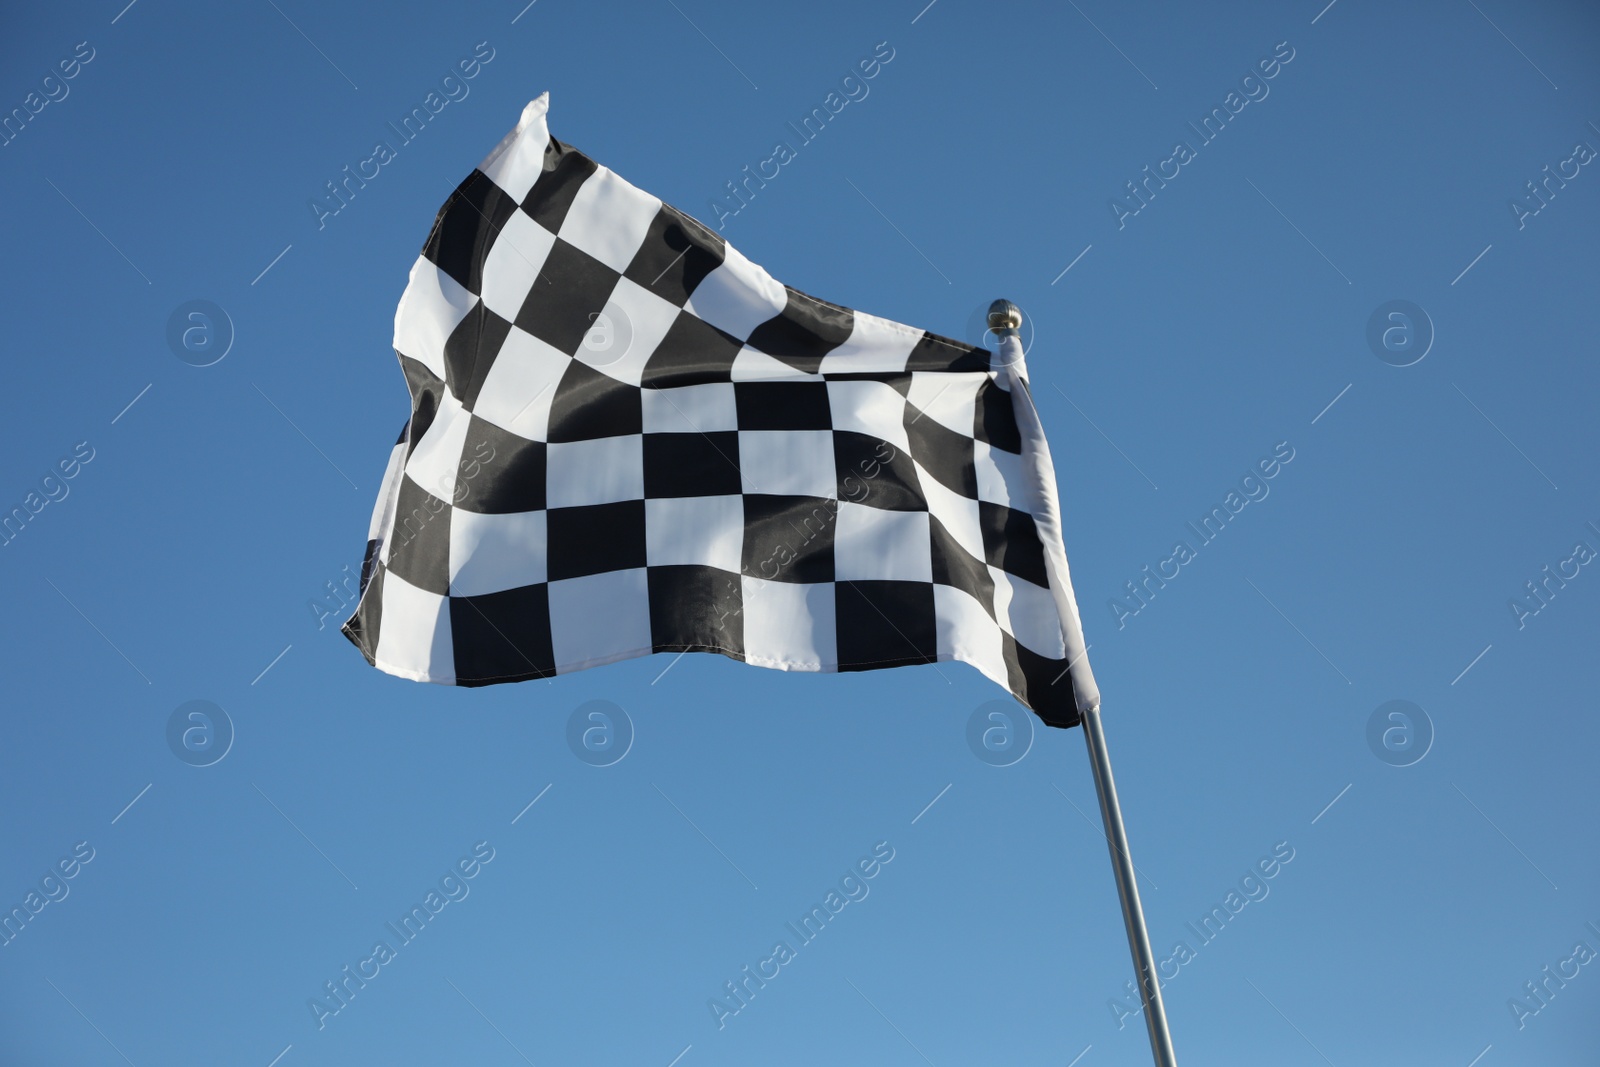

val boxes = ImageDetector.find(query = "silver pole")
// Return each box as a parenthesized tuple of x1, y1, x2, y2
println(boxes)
(986, 300, 1178, 1067)
(1080, 704, 1178, 1067)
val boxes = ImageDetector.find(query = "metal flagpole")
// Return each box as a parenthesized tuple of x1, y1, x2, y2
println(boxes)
(1079, 703, 1178, 1066)
(988, 300, 1178, 1067)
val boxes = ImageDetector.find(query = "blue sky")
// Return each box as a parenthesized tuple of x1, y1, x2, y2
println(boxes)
(2, 1, 1597, 1065)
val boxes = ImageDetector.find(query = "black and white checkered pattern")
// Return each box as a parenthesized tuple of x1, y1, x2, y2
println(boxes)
(343, 94, 1098, 727)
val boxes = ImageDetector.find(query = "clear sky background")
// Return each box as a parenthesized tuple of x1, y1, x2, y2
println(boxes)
(2, 1, 1597, 1065)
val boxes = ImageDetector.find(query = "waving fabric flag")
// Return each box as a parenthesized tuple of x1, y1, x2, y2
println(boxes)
(343, 94, 1099, 727)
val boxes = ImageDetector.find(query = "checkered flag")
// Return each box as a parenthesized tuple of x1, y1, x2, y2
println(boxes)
(343, 94, 1099, 726)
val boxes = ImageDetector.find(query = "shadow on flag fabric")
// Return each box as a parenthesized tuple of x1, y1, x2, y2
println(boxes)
(343, 94, 1099, 727)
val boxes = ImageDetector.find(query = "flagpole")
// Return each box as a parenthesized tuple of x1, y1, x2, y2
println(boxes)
(1078, 702, 1178, 1066)
(988, 300, 1178, 1067)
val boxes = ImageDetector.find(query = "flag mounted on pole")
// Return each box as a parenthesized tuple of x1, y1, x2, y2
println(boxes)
(341, 93, 1178, 1066)
(342, 93, 1099, 727)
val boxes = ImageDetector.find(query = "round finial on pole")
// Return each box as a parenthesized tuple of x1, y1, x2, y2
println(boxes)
(988, 299, 1022, 335)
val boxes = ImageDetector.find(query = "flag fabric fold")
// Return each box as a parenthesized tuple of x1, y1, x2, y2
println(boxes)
(343, 93, 1099, 726)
